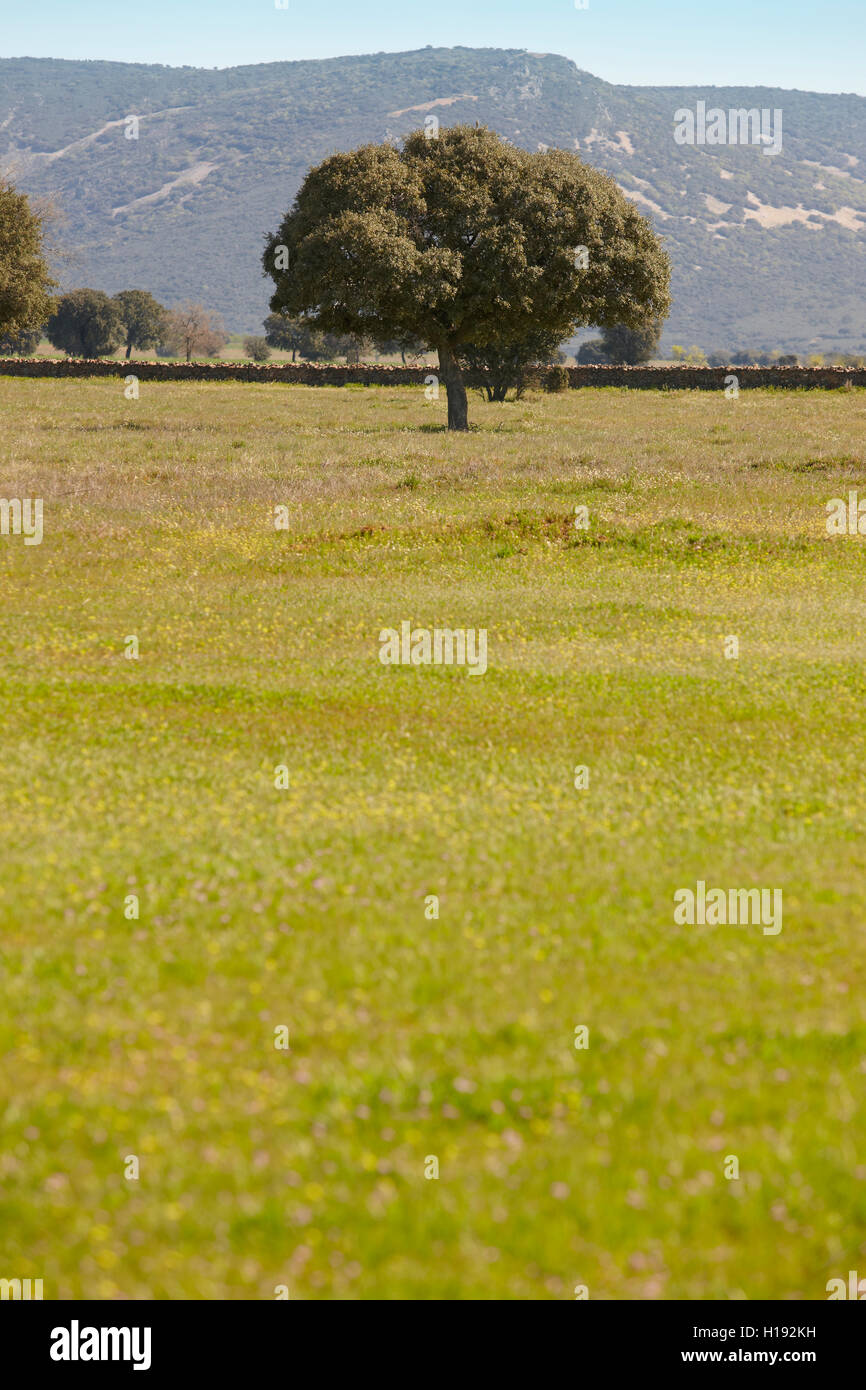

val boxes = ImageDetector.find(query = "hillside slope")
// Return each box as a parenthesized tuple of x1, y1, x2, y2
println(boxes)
(1, 48, 864, 349)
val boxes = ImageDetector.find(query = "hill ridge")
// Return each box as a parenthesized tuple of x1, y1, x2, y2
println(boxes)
(1, 47, 864, 350)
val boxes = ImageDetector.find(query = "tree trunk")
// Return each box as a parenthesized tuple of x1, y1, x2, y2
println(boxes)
(125, 342, 132, 360)
(437, 342, 469, 431)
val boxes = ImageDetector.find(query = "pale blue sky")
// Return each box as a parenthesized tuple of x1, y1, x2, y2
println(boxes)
(2, 0, 865, 95)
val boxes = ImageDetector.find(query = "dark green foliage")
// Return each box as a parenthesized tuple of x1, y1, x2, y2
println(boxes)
(376, 335, 426, 363)
(263, 312, 363, 362)
(46, 288, 125, 357)
(599, 321, 662, 364)
(545, 365, 570, 392)
(263, 312, 309, 359)
(0, 180, 55, 342)
(264, 124, 670, 427)
(461, 332, 564, 401)
(0, 322, 43, 355)
(343, 336, 374, 365)
(577, 338, 610, 364)
(113, 289, 168, 358)
(731, 349, 775, 365)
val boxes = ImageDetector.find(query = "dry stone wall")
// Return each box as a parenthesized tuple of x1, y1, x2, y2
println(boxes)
(1, 358, 864, 389)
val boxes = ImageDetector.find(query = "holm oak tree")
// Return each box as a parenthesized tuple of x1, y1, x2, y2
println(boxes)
(0, 181, 55, 345)
(263, 124, 671, 429)
(113, 290, 168, 359)
(46, 288, 125, 358)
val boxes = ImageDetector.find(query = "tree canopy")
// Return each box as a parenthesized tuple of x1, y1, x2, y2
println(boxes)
(264, 123, 671, 427)
(263, 312, 369, 363)
(0, 323, 43, 356)
(578, 321, 663, 365)
(46, 289, 125, 358)
(0, 180, 55, 345)
(113, 289, 168, 359)
(264, 311, 335, 361)
(600, 321, 662, 364)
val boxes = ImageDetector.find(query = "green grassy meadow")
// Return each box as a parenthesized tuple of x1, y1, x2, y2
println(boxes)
(1, 378, 865, 1300)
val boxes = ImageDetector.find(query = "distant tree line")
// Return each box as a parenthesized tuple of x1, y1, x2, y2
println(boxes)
(42, 290, 228, 361)
(0, 187, 231, 362)
(0, 280, 230, 362)
(575, 329, 864, 368)
(253, 315, 427, 366)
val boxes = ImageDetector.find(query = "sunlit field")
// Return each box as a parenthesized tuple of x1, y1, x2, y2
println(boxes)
(1, 378, 865, 1300)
